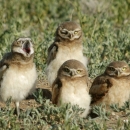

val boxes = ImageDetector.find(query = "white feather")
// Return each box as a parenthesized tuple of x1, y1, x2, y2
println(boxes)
(0, 64, 37, 102)
(59, 80, 91, 117)
(46, 45, 87, 85)
(103, 78, 130, 106)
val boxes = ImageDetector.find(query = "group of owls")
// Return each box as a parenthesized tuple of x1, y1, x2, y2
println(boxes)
(0, 21, 130, 118)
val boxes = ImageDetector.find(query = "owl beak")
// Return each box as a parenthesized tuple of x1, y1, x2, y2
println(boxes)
(23, 41, 31, 54)
(70, 71, 76, 76)
(68, 32, 73, 40)
(115, 69, 121, 76)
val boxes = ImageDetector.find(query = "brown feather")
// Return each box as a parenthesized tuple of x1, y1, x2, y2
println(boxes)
(47, 43, 58, 65)
(89, 74, 112, 104)
(52, 78, 62, 104)
(46, 21, 87, 86)
(90, 61, 130, 107)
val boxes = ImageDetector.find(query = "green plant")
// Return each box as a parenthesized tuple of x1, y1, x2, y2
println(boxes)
(0, 0, 130, 129)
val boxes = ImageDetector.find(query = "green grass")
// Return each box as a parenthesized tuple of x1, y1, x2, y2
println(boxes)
(0, 0, 130, 129)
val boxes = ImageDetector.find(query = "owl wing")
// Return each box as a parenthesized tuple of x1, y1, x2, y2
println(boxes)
(0, 52, 11, 80)
(0, 65, 8, 80)
(52, 77, 62, 104)
(89, 74, 112, 104)
(87, 77, 94, 89)
(47, 43, 58, 65)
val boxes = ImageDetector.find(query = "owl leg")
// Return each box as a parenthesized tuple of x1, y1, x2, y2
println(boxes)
(15, 101, 20, 116)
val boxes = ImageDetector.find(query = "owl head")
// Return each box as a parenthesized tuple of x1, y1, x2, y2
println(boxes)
(12, 37, 34, 57)
(105, 61, 130, 77)
(58, 59, 87, 79)
(55, 21, 82, 41)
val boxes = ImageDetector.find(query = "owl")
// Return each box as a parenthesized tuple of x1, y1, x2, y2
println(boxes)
(89, 61, 130, 107)
(46, 21, 88, 86)
(52, 59, 91, 117)
(0, 37, 37, 116)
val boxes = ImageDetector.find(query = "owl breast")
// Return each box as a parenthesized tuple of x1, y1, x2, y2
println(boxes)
(103, 78, 130, 106)
(0, 64, 37, 102)
(46, 45, 87, 85)
(59, 80, 91, 117)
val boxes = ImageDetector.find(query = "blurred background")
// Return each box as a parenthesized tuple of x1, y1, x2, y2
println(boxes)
(0, 0, 130, 78)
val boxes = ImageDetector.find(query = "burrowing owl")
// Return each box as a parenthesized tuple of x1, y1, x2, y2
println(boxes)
(0, 37, 37, 116)
(46, 21, 88, 86)
(89, 61, 130, 107)
(52, 59, 91, 117)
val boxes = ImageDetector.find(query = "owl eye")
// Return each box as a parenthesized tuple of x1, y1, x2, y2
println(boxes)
(77, 70, 82, 73)
(61, 30, 68, 34)
(74, 31, 78, 34)
(17, 41, 21, 45)
(122, 67, 126, 71)
(108, 67, 115, 71)
(63, 67, 70, 72)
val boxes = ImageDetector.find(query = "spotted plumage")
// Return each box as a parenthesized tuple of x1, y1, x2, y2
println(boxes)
(46, 21, 88, 86)
(52, 60, 91, 117)
(89, 61, 130, 107)
(0, 37, 37, 116)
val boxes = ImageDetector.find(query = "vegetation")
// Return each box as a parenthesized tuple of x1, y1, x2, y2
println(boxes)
(0, 0, 130, 129)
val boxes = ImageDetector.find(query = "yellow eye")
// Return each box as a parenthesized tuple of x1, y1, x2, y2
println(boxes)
(122, 67, 126, 71)
(16, 41, 21, 45)
(74, 31, 78, 34)
(77, 70, 82, 73)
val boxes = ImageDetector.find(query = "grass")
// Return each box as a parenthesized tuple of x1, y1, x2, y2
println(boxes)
(0, 0, 130, 129)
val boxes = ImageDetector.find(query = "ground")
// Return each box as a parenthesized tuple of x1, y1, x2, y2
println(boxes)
(0, 77, 129, 129)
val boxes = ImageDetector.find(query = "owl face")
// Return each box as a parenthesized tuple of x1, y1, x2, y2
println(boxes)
(57, 21, 82, 41)
(105, 61, 130, 77)
(58, 60, 87, 78)
(12, 37, 34, 57)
